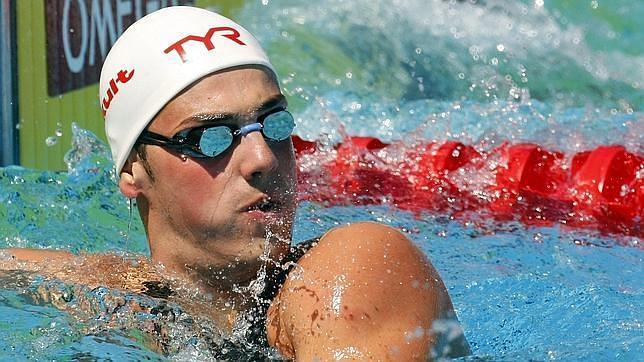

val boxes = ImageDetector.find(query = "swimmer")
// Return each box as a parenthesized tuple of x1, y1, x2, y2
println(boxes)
(5, 6, 469, 360)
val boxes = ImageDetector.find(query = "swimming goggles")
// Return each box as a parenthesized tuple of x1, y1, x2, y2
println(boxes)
(136, 108, 295, 158)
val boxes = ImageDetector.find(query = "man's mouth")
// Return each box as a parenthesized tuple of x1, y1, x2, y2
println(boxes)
(246, 197, 280, 213)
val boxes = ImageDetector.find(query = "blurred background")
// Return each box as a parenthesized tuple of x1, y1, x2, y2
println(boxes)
(0, 0, 245, 170)
(1, 0, 641, 170)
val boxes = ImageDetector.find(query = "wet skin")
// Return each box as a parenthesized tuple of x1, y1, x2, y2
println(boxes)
(119, 66, 297, 294)
(4, 66, 470, 359)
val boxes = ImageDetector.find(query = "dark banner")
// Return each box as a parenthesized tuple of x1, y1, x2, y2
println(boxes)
(45, 0, 194, 96)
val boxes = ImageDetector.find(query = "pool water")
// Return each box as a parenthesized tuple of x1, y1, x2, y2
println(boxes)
(1, 0, 642, 360)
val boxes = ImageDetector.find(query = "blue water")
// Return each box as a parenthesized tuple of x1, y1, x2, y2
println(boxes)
(1, 0, 642, 360)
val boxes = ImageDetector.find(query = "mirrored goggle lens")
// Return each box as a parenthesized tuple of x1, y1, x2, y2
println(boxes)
(199, 127, 234, 157)
(263, 110, 295, 141)
(197, 110, 295, 157)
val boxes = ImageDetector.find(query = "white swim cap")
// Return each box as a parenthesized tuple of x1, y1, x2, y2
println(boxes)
(100, 6, 276, 174)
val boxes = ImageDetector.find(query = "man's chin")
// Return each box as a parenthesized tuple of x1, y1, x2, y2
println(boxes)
(186, 229, 291, 288)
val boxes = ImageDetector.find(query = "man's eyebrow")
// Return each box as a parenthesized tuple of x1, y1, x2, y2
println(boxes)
(182, 94, 288, 125)
(251, 94, 288, 114)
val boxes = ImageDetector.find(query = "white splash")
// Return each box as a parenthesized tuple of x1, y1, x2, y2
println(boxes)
(332, 346, 364, 360)
(331, 274, 347, 315)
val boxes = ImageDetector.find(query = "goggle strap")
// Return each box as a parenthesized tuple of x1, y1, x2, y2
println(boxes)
(238, 122, 263, 136)
(138, 131, 175, 147)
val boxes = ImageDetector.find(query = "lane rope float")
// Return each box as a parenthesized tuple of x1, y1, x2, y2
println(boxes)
(292, 135, 643, 238)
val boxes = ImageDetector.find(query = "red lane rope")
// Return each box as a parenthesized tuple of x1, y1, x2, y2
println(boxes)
(293, 135, 643, 238)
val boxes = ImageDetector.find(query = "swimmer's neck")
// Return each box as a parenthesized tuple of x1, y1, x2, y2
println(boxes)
(150, 252, 271, 312)
(144, 222, 269, 296)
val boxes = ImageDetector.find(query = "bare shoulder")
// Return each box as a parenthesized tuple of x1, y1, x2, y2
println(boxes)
(311, 221, 427, 262)
(267, 222, 468, 360)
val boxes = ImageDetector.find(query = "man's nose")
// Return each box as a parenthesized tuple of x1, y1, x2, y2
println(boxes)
(237, 132, 279, 181)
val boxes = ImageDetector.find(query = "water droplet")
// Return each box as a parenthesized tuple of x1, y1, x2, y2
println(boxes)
(533, 233, 543, 243)
(590, 0, 599, 9)
(496, 44, 505, 52)
(45, 136, 58, 146)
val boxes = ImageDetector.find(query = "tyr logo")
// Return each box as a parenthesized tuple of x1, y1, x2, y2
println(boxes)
(101, 69, 135, 116)
(164, 26, 247, 63)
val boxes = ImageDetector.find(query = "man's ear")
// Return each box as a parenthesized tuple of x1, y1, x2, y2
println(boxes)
(118, 151, 144, 198)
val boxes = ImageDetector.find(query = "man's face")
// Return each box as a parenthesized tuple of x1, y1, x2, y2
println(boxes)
(132, 67, 297, 287)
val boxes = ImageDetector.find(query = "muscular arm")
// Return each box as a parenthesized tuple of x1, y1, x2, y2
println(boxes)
(267, 222, 469, 360)
(0, 249, 156, 292)
(3, 248, 75, 263)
